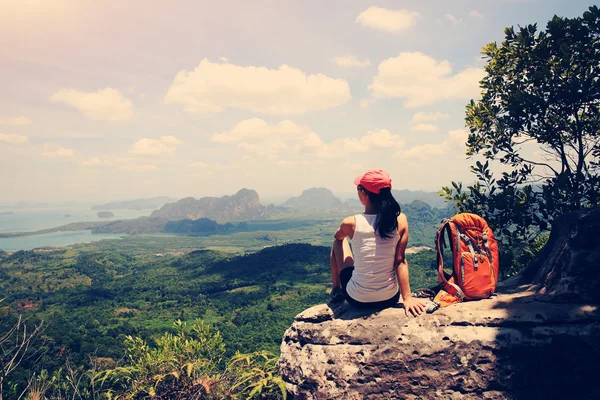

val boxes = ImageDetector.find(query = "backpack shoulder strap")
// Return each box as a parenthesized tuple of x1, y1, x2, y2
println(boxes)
(436, 219, 465, 300)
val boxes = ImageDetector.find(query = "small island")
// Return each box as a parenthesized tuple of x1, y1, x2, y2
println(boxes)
(97, 211, 114, 218)
(0, 211, 14, 215)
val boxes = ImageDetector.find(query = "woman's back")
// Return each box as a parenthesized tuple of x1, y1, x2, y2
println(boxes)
(329, 168, 426, 315)
(347, 213, 399, 303)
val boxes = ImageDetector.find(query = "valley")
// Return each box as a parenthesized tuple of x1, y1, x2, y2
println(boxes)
(0, 187, 446, 393)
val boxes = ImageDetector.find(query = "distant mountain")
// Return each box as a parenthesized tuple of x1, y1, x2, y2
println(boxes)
(340, 189, 448, 209)
(150, 189, 267, 223)
(283, 188, 343, 209)
(91, 197, 176, 211)
(391, 189, 448, 209)
(343, 198, 362, 210)
(91, 190, 269, 235)
(92, 217, 170, 234)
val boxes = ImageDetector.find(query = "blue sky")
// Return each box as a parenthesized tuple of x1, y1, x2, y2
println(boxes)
(0, 0, 593, 203)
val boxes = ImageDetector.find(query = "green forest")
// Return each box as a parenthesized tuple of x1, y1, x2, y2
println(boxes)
(0, 241, 438, 399)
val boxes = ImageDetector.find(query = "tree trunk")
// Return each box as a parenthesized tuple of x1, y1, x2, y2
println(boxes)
(506, 206, 600, 302)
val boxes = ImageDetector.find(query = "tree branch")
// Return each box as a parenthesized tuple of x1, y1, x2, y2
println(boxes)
(515, 155, 560, 176)
(513, 137, 537, 145)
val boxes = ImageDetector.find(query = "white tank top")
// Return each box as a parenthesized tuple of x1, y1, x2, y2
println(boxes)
(347, 214, 400, 303)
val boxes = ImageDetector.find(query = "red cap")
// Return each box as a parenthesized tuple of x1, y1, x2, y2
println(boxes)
(354, 169, 392, 194)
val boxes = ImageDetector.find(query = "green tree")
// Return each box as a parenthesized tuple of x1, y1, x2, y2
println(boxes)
(97, 320, 285, 399)
(228, 351, 286, 400)
(98, 319, 226, 399)
(442, 6, 600, 276)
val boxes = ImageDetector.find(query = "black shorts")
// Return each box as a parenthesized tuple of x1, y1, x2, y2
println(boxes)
(340, 267, 400, 309)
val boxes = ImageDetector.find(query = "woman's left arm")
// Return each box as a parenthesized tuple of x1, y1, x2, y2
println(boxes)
(395, 214, 426, 317)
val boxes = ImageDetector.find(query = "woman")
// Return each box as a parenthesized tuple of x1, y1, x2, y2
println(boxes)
(329, 169, 426, 317)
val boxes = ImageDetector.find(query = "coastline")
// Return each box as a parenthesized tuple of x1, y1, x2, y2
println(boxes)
(0, 221, 111, 238)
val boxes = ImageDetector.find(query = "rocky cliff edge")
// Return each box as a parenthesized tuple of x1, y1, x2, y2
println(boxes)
(279, 207, 600, 400)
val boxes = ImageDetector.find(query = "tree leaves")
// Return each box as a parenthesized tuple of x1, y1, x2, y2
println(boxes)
(93, 321, 287, 399)
(446, 6, 600, 278)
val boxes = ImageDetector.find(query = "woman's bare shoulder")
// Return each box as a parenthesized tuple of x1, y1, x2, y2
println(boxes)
(397, 212, 408, 225)
(341, 215, 356, 227)
(397, 213, 408, 231)
(334, 215, 357, 240)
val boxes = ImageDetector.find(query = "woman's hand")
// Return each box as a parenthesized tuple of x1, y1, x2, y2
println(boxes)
(402, 296, 427, 317)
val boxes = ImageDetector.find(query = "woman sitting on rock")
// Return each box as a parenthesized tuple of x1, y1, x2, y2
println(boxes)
(329, 169, 426, 317)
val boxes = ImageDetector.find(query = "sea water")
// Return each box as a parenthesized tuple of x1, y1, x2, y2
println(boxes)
(0, 230, 125, 252)
(0, 207, 151, 233)
(0, 206, 151, 251)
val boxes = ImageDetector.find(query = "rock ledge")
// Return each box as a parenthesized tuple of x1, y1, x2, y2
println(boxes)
(279, 208, 600, 399)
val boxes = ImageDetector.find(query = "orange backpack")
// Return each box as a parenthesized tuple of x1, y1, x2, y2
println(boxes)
(434, 213, 499, 306)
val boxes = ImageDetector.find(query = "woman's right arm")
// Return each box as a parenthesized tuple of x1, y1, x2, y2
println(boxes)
(334, 216, 355, 241)
(394, 213, 426, 317)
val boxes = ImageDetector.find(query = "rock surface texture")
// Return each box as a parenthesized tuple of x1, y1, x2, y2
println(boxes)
(279, 208, 600, 399)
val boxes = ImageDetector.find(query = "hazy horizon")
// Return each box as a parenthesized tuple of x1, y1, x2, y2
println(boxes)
(1, 0, 586, 203)
(0, 186, 446, 208)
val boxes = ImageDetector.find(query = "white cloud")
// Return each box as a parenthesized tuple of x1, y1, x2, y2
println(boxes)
(401, 142, 446, 160)
(0, 133, 29, 145)
(0, 116, 32, 126)
(211, 118, 322, 158)
(411, 112, 450, 124)
(211, 119, 404, 159)
(408, 112, 449, 133)
(164, 59, 351, 115)
(445, 13, 461, 25)
(410, 123, 439, 133)
(41, 144, 74, 158)
(360, 129, 405, 148)
(360, 99, 374, 109)
(356, 7, 419, 33)
(159, 136, 182, 146)
(331, 55, 371, 68)
(80, 157, 113, 167)
(447, 129, 469, 145)
(325, 129, 405, 157)
(469, 10, 484, 18)
(369, 52, 485, 108)
(50, 88, 133, 121)
(189, 161, 208, 168)
(398, 129, 468, 160)
(118, 164, 159, 172)
(211, 119, 305, 144)
(129, 136, 182, 156)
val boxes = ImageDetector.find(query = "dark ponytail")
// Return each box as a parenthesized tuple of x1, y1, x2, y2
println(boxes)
(363, 187, 401, 239)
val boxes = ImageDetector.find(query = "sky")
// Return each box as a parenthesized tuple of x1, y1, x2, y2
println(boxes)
(0, 0, 593, 204)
